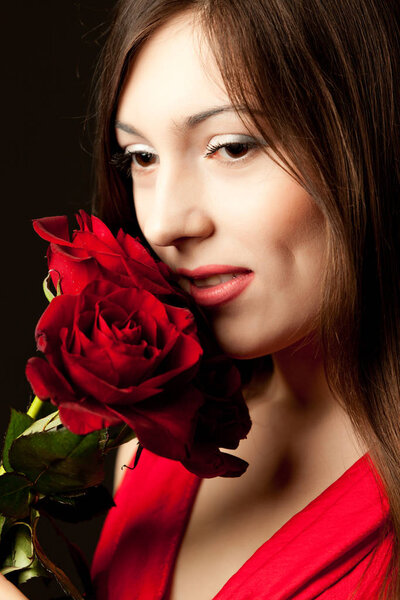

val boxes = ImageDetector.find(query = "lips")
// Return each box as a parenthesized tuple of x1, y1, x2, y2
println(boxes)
(176, 265, 254, 307)
(192, 273, 237, 287)
(177, 264, 251, 279)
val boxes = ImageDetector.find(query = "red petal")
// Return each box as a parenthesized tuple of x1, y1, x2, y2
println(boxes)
(59, 400, 122, 434)
(116, 386, 204, 461)
(182, 444, 249, 478)
(47, 250, 100, 295)
(35, 295, 77, 350)
(76, 210, 93, 232)
(90, 214, 125, 254)
(32, 215, 72, 245)
(25, 357, 74, 401)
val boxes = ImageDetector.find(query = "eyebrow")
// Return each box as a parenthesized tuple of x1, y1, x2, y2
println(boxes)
(115, 105, 251, 136)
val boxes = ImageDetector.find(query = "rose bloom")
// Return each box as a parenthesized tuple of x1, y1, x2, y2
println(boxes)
(26, 276, 250, 477)
(26, 279, 203, 461)
(33, 210, 175, 297)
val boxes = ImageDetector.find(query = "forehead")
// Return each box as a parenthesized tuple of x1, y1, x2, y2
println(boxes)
(116, 12, 230, 125)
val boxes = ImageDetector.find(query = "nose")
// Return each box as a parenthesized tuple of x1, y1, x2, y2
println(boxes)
(139, 164, 214, 248)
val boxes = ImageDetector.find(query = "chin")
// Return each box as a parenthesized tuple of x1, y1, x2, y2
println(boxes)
(223, 349, 273, 360)
(212, 334, 274, 360)
(211, 326, 312, 360)
(209, 306, 320, 358)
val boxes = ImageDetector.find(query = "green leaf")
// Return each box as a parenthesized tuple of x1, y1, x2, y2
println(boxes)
(0, 473, 33, 519)
(0, 522, 34, 575)
(9, 429, 105, 495)
(35, 485, 115, 523)
(2, 410, 34, 472)
(17, 553, 48, 584)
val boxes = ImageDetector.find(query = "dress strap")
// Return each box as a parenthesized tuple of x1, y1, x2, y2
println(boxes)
(91, 448, 201, 600)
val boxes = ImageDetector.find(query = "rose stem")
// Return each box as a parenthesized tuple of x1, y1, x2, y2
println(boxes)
(27, 396, 44, 419)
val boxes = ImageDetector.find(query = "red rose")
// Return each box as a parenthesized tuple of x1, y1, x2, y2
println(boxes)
(32, 210, 175, 297)
(26, 280, 204, 462)
(29, 211, 252, 477)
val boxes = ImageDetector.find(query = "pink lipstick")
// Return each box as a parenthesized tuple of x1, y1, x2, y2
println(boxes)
(176, 265, 254, 308)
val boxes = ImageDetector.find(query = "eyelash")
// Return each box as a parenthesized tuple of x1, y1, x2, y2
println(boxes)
(110, 140, 262, 178)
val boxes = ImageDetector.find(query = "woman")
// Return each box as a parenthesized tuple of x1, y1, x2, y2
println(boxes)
(89, 0, 400, 598)
(1, 0, 399, 598)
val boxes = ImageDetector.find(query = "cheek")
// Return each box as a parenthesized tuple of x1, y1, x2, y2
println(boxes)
(207, 181, 327, 358)
(216, 171, 327, 284)
(255, 179, 327, 317)
(247, 175, 324, 248)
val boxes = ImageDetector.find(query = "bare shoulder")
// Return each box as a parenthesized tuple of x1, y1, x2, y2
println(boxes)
(113, 438, 138, 494)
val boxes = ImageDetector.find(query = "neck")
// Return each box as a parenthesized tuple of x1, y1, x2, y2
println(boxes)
(241, 336, 367, 482)
(269, 338, 333, 411)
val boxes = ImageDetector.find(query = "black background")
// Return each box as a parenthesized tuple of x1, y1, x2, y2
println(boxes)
(2, 2, 117, 598)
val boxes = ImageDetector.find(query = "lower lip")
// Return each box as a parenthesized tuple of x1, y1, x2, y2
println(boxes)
(189, 272, 254, 307)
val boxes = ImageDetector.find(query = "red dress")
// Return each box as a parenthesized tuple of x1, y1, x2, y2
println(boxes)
(91, 449, 393, 599)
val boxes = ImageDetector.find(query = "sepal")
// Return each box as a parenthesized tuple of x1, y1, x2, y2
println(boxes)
(99, 423, 137, 454)
(43, 269, 62, 302)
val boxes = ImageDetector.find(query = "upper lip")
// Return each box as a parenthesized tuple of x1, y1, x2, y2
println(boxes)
(176, 264, 252, 280)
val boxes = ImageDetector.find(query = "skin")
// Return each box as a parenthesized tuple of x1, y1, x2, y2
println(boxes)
(115, 12, 367, 600)
(116, 13, 326, 361)
(0, 574, 30, 599)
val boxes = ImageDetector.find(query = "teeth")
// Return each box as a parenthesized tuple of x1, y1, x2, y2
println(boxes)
(193, 273, 238, 288)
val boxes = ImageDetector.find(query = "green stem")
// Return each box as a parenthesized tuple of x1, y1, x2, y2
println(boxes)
(0, 396, 44, 476)
(27, 396, 44, 419)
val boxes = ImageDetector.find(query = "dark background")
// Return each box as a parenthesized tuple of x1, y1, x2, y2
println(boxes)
(2, 2, 116, 598)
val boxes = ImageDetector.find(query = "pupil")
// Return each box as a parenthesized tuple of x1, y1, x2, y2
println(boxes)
(227, 143, 247, 157)
(137, 152, 154, 166)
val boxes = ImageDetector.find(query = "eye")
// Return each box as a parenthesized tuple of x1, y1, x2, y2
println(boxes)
(110, 134, 266, 179)
(122, 143, 159, 175)
(110, 144, 158, 178)
(204, 134, 265, 165)
(126, 145, 159, 175)
(129, 150, 157, 169)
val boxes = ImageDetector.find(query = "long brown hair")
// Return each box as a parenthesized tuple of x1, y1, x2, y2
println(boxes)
(91, 1, 400, 596)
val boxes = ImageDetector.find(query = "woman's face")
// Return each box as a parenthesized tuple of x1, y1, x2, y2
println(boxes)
(115, 12, 327, 359)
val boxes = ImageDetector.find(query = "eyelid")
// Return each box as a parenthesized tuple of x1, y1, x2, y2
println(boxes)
(124, 142, 156, 154)
(203, 133, 266, 164)
(206, 133, 261, 147)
